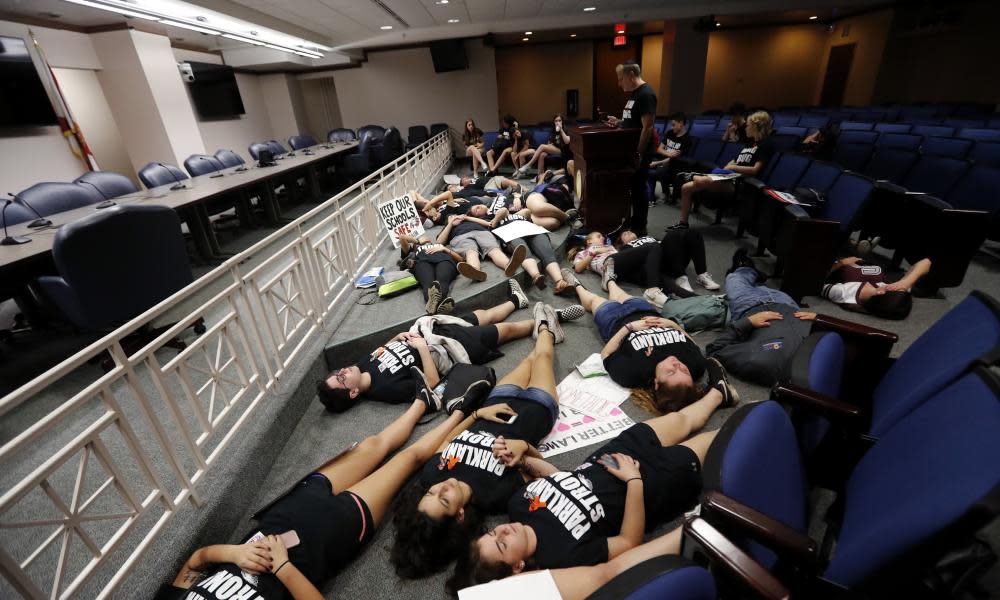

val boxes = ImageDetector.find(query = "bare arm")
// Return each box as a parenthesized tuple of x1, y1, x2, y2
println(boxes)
(266, 535, 323, 600)
(171, 544, 271, 588)
(724, 161, 764, 176)
(409, 338, 440, 387)
(604, 454, 645, 559)
(436, 220, 455, 244)
(889, 257, 932, 291)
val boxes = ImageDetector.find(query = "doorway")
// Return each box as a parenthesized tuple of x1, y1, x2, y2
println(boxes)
(593, 37, 641, 120)
(820, 43, 856, 106)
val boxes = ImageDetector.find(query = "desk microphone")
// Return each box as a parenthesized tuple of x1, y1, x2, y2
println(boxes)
(1, 199, 31, 245)
(76, 179, 116, 209)
(169, 183, 186, 190)
(234, 166, 249, 172)
(7, 193, 52, 229)
(303, 150, 315, 156)
(157, 163, 187, 190)
(210, 173, 225, 178)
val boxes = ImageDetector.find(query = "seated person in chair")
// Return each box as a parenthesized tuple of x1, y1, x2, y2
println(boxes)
(705, 249, 818, 386)
(672, 111, 775, 230)
(514, 114, 572, 178)
(650, 113, 694, 204)
(822, 256, 931, 320)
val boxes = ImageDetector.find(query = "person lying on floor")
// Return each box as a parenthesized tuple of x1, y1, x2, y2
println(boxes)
(159, 377, 475, 600)
(705, 249, 818, 386)
(822, 256, 931, 320)
(562, 275, 736, 414)
(461, 207, 575, 293)
(391, 310, 577, 579)
(398, 234, 480, 315)
(449, 385, 736, 590)
(436, 212, 529, 283)
(523, 174, 580, 231)
(317, 288, 534, 412)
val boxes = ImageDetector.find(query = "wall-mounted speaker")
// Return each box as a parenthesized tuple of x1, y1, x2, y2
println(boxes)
(567, 89, 579, 117)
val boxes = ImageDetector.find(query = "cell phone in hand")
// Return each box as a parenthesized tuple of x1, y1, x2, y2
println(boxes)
(279, 530, 300, 549)
(597, 454, 619, 470)
(499, 413, 518, 424)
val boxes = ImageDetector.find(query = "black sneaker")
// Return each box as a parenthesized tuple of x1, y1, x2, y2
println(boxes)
(705, 358, 740, 408)
(446, 379, 494, 415)
(437, 296, 455, 314)
(556, 304, 586, 322)
(726, 248, 766, 283)
(411, 366, 442, 412)
(667, 222, 689, 230)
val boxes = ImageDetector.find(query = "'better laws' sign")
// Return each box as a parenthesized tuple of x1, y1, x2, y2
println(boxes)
(377, 193, 424, 248)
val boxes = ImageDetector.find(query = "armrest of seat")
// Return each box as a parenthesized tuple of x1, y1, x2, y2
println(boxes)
(874, 180, 906, 195)
(742, 177, 767, 191)
(810, 313, 897, 353)
(682, 516, 792, 600)
(701, 492, 819, 565)
(783, 203, 811, 220)
(37, 275, 87, 328)
(772, 383, 862, 423)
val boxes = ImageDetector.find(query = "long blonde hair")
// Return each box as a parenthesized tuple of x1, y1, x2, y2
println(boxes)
(747, 111, 773, 139)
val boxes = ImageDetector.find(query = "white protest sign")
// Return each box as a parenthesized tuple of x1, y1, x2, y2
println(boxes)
(492, 219, 550, 243)
(538, 405, 635, 458)
(377, 193, 425, 248)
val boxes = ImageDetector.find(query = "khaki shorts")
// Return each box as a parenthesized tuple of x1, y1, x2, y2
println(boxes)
(451, 230, 500, 258)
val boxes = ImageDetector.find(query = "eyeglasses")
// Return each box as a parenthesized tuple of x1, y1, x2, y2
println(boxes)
(334, 368, 348, 386)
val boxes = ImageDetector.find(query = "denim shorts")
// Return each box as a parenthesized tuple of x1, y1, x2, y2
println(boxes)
(488, 384, 559, 424)
(593, 297, 659, 341)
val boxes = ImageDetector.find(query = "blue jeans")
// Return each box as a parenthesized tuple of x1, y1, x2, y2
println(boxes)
(726, 268, 798, 320)
(488, 384, 559, 424)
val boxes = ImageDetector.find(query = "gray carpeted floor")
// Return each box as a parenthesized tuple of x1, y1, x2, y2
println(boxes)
(233, 168, 1000, 599)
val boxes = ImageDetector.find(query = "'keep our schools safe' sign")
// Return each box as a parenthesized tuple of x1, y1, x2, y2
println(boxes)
(377, 193, 424, 249)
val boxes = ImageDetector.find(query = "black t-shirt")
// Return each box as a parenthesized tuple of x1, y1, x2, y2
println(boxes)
(508, 469, 618, 569)
(662, 131, 693, 157)
(733, 136, 775, 172)
(154, 565, 266, 600)
(413, 242, 455, 265)
(604, 327, 706, 388)
(625, 236, 658, 249)
(483, 194, 515, 217)
(465, 175, 488, 192)
(360, 339, 418, 403)
(448, 218, 490, 241)
(421, 399, 552, 512)
(622, 83, 657, 154)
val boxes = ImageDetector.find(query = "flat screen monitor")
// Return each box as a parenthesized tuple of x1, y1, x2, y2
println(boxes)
(0, 36, 59, 127)
(429, 39, 468, 73)
(187, 61, 246, 119)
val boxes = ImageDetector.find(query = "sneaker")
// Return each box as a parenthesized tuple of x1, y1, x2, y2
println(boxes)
(556, 304, 585, 323)
(696, 273, 721, 291)
(667, 221, 689, 230)
(559, 267, 582, 289)
(481, 163, 489, 173)
(565, 208, 580, 221)
(458, 261, 487, 282)
(532, 302, 548, 340)
(542, 303, 565, 343)
(507, 279, 529, 309)
(437, 296, 455, 314)
(643, 287, 669, 308)
(504, 244, 527, 277)
(532, 273, 547, 290)
(446, 379, 494, 415)
(411, 366, 442, 412)
(601, 257, 617, 291)
(675, 275, 693, 293)
(857, 236, 881, 255)
(570, 217, 585, 231)
(425, 281, 442, 314)
(705, 358, 740, 408)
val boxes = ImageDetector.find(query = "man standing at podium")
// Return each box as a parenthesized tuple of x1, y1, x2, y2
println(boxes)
(606, 61, 657, 236)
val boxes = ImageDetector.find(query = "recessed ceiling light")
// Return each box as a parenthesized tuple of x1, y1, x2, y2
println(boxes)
(437, 0, 449, 4)
(583, 7, 596, 12)
(809, 15, 818, 20)
(380, 25, 393, 30)
(525, 31, 532, 35)
(447, 18, 459, 23)
(715, 22, 721, 27)
(570, 33, 577, 38)
(522, 37, 529, 41)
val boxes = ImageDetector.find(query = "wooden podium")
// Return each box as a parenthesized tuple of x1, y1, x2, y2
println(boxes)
(569, 125, 640, 232)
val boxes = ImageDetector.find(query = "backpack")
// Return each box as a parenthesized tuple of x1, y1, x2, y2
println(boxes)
(660, 294, 728, 332)
(377, 270, 418, 298)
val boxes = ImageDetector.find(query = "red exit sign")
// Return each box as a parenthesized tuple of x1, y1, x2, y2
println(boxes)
(615, 22, 626, 34)
(613, 34, 626, 46)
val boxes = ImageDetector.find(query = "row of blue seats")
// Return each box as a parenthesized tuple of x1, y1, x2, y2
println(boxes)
(833, 130, 1000, 165)
(590, 291, 1000, 598)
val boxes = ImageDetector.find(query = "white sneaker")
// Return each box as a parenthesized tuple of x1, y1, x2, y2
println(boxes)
(643, 288, 668, 308)
(675, 275, 693, 293)
(696, 273, 720, 291)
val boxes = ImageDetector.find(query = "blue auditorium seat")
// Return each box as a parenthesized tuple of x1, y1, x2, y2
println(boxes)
(183, 154, 225, 177)
(988, 117, 1000, 130)
(327, 128, 357, 143)
(429, 122, 449, 137)
(776, 125, 807, 137)
(943, 164, 1000, 238)
(716, 141, 743, 167)
(214, 149, 246, 168)
(839, 121, 875, 131)
(137, 162, 189, 189)
(943, 118, 986, 129)
(769, 133, 801, 153)
(863, 147, 918, 182)
(796, 160, 842, 193)
(969, 141, 1000, 167)
(911, 124, 954, 138)
(74, 171, 139, 200)
(37, 205, 193, 330)
(247, 142, 271, 161)
(588, 556, 717, 600)
(785, 331, 846, 455)
(266, 140, 288, 155)
(873, 122, 911, 134)
(798, 114, 830, 129)
(288, 134, 318, 150)
(481, 131, 499, 151)
(689, 121, 717, 138)
(839, 130, 879, 144)
(813, 172, 875, 234)
(531, 128, 551, 147)
(773, 113, 799, 128)
(406, 125, 429, 150)
(958, 128, 1000, 143)
(920, 135, 974, 159)
(899, 155, 969, 199)
(876, 132, 922, 151)
(832, 141, 875, 172)
(16, 181, 103, 216)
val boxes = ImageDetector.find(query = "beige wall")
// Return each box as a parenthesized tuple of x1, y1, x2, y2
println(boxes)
(331, 42, 498, 145)
(299, 76, 343, 141)
(703, 24, 828, 110)
(641, 34, 662, 109)
(495, 41, 593, 126)
(815, 9, 892, 106)
(52, 67, 134, 182)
